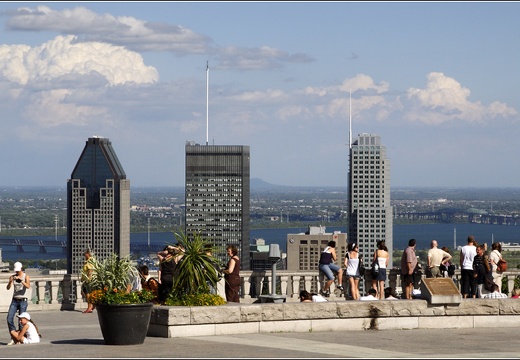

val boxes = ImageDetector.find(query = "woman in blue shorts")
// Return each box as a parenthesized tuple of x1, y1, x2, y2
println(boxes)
(372, 240, 389, 299)
(318, 241, 343, 296)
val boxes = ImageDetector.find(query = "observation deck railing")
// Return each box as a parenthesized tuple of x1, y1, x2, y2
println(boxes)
(1, 269, 519, 311)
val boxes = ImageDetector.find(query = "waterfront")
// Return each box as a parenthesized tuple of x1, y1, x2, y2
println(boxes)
(0, 222, 519, 262)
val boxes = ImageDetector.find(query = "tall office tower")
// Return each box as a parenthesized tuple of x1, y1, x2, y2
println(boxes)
(185, 142, 250, 270)
(67, 136, 130, 275)
(348, 133, 393, 270)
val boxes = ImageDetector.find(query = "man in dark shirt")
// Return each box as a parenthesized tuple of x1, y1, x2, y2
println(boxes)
(400, 239, 418, 300)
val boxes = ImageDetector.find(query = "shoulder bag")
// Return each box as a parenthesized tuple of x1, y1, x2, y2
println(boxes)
(371, 260, 380, 278)
(358, 257, 366, 276)
(497, 258, 508, 273)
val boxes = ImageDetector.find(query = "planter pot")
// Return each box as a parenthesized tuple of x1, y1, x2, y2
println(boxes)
(96, 303, 153, 345)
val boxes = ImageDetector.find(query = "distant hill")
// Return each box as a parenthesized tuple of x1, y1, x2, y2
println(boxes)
(250, 178, 346, 192)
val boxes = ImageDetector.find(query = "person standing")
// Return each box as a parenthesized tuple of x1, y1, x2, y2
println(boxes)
(81, 250, 96, 313)
(472, 244, 491, 298)
(344, 243, 361, 300)
(427, 240, 452, 278)
(318, 240, 344, 296)
(222, 244, 241, 303)
(400, 239, 418, 300)
(157, 245, 182, 304)
(489, 242, 504, 293)
(460, 235, 477, 298)
(6, 261, 31, 345)
(371, 240, 389, 299)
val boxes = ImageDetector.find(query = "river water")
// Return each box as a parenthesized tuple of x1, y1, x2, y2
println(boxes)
(0, 223, 518, 262)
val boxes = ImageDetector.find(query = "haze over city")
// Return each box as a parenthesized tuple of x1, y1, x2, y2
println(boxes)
(0, 2, 518, 188)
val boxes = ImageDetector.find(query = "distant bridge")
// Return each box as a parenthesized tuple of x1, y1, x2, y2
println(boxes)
(0, 239, 163, 254)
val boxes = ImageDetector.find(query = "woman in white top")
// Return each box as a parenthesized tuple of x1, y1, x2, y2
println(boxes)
(344, 243, 361, 300)
(489, 242, 504, 293)
(9, 312, 40, 344)
(372, 240, 389, 300)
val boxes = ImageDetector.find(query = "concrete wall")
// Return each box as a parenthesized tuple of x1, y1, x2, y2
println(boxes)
(147, 298, 520, 338)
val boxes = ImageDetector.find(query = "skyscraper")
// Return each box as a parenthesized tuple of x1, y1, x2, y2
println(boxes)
(67, 136, 130, 274)
(185, 142, 250, 270)
(348, 133, 393, 270)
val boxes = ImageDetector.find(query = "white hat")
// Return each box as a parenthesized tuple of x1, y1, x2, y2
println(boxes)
(16, 312, 30, 321)
(13, 262, 22, 272)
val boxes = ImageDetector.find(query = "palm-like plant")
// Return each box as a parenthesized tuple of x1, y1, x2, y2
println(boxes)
(171, 231, 223, 297)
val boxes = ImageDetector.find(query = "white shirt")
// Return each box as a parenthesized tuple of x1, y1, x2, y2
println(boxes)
(461, 245, 477, 270)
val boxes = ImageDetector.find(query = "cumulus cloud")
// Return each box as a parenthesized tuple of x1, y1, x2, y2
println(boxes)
(403, 72, 518, 124)
(0, 35, 158, 128)
(0, 35, 158, 86)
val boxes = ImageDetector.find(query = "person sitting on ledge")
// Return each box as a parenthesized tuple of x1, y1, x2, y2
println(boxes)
(299, 290, 328, 302)
(482, 283, 508, 299)
(384, 286, 399, 300)
(360, 288, 378, 301)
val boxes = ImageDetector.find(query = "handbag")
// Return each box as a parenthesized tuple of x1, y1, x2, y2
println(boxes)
(497, 258, 508, 272)
(371, 260, 380, 278)
(358, 258, 366, 276)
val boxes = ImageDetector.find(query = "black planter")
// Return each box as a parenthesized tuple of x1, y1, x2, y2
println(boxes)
(96, 303, 153, 345)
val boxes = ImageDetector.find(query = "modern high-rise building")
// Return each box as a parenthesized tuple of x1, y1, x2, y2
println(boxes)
(185, 142, 250, 270)
(67, 136, 130, 275)
(347, 133, 393, 270)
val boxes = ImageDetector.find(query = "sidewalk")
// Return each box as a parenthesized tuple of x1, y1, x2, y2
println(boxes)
(1, 309, 519, 358)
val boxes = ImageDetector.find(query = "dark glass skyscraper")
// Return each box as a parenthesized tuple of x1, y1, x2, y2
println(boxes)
(67, 136, 130, 274)
(185, 142, 250, 270)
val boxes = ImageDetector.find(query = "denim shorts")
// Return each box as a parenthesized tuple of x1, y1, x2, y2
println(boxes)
(319, 263, 341, 281)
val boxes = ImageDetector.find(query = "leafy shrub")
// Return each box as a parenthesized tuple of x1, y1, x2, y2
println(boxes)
(165, 291, 226, 306)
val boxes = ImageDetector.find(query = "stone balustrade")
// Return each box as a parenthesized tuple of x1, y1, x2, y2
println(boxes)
(0, 269, 519, 312)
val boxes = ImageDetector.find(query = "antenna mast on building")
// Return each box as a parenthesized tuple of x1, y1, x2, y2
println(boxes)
(349, 89, 352, 149)
(206, 61, 209, 146)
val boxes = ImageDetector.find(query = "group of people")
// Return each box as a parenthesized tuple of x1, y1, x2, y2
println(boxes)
(319, 234, 513, 301)
(459, 235, 508, 298)
(5, 261, 41, 345)
(318, 239, 390, 300)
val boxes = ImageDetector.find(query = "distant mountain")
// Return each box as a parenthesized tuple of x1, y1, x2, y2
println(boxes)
(250, 178, 346, 192)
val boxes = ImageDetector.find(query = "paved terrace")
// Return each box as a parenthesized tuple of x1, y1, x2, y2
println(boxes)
(1, 307, 520, 358)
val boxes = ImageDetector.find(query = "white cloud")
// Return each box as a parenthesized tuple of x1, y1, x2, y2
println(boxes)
(0, 35, 158, 86)
(403, 72, 518, 124)
(4, 5, 313, 70)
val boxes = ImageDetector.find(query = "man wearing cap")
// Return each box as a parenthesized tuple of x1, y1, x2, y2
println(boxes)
(6, 261, 31, 345)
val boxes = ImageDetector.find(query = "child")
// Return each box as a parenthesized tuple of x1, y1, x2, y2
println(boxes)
(9, 312, 41, 344)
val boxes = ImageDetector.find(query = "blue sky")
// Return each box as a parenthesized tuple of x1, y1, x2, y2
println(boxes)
(0, 2, 518, 188)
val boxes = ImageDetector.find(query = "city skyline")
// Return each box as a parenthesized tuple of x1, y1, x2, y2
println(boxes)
(0, 2, 519, 188)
